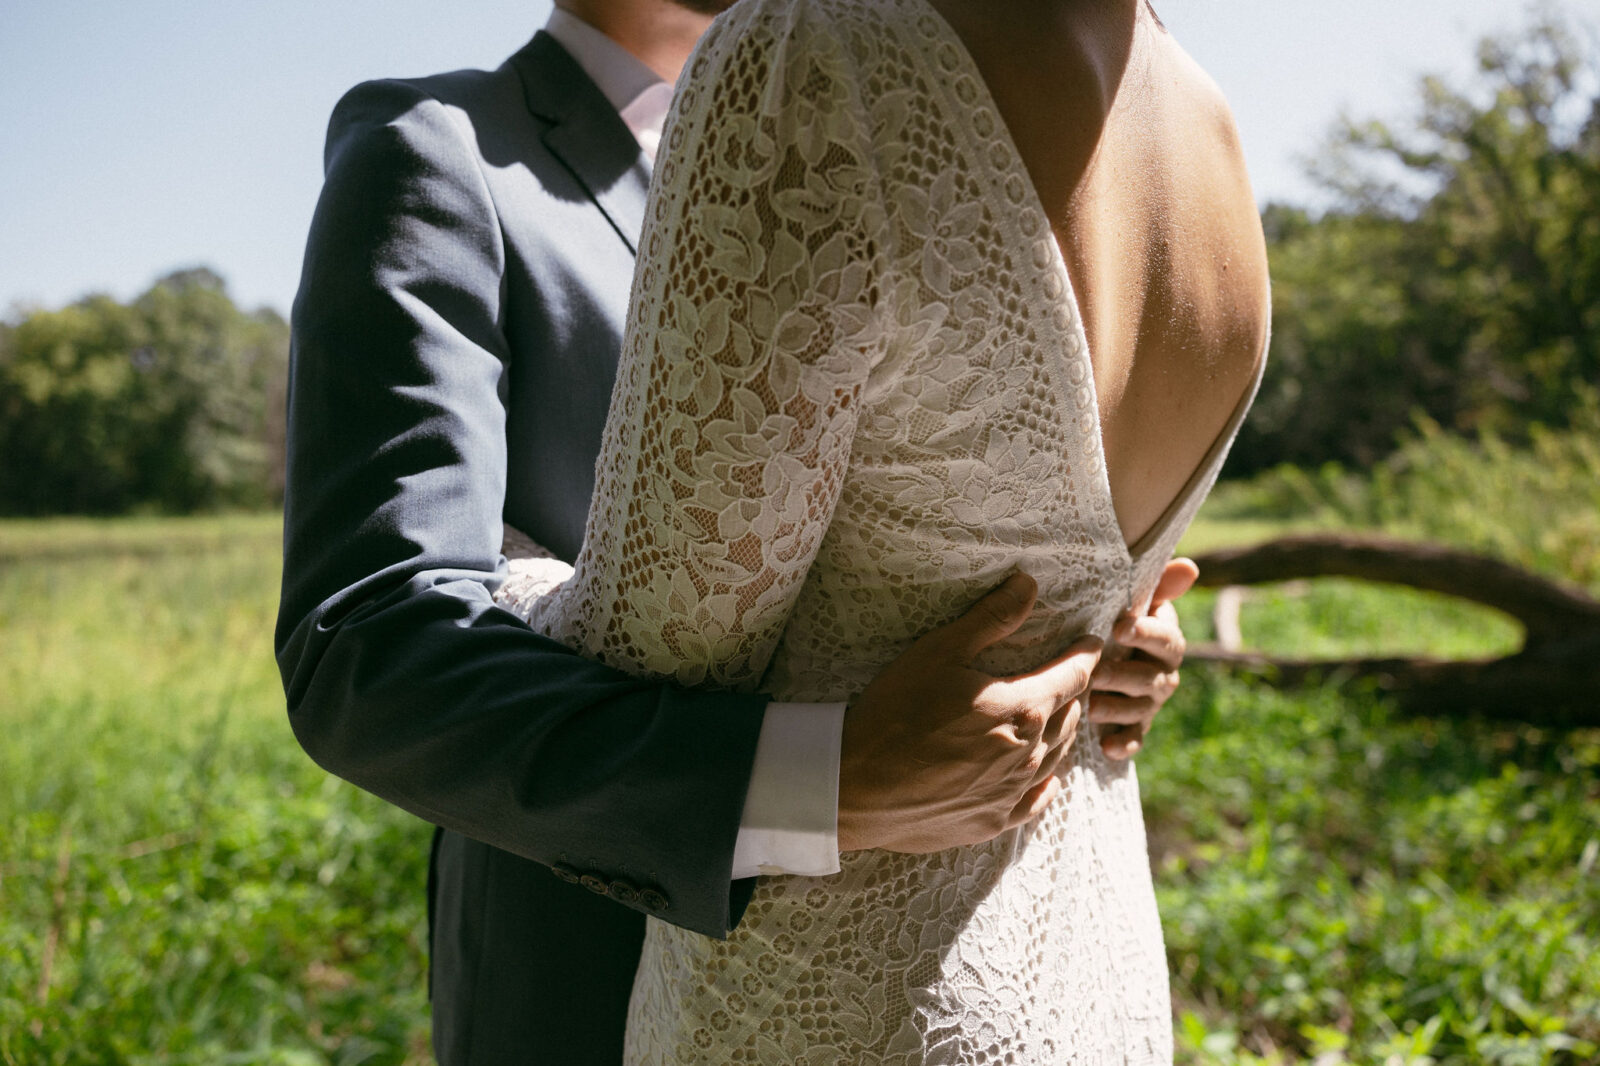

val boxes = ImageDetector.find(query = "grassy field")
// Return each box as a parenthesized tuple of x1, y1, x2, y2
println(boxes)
(2, 508, 1597, 1064)
(0, 514, 429, 1065)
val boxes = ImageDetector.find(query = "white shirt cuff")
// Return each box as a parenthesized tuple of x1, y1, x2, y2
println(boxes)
(731, 701, 845, 879)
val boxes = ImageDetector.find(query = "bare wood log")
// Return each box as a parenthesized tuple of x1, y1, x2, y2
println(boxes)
(1187, 643, 1600, 727)
(1212, 586, 1246, 652)
(1185, 534, 1600, 728)
(1190, 533, 1600, 643)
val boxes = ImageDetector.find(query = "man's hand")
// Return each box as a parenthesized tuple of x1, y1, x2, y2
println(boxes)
(836, 573, 1103, 854)
(1089, 557, 1199, 760)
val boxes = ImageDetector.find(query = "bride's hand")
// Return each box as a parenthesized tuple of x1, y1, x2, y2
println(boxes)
(836, 572, 1103, 854)
(1088, 557, 1198, 759)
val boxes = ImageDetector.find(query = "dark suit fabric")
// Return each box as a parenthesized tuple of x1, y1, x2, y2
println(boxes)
(277, 33, 764, 1063)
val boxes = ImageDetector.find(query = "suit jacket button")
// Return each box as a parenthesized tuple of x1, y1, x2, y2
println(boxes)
(639, 889, 668, 911)
(609, 880, 639, 904)
(580, 874, 608, 894)
(551, 864, 581, 884)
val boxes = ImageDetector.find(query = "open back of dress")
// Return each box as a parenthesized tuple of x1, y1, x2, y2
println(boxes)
(521, 0, 1267, 1060)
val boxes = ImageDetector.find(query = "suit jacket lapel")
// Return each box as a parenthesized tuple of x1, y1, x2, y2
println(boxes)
(511, 32, 651, 256)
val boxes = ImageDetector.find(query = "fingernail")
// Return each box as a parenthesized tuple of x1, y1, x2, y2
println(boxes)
(1069, 635, 1104, 653)
(996, 572, 1033, 605)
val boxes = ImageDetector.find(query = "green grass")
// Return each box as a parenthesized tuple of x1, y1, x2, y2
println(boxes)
(0, 514, 432, 1065)
(1144, 670, 1600, 1065)
(1154, 413, 1600, 1064)
(2, 500, 1597, 1064)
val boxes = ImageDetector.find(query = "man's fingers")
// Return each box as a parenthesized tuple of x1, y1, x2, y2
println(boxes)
(1153, 557, 1200, 606)
(1020, 696, 1083, 794)
(1007, 774, 1062, 829)
(1041, 694, 1082, 750)
(1091, 658, 1179, 700)
(927, 572, 1038, 663)
(1100, 723, 1147, 760)
(1087, 691, 1158, 726)
(1025, 739, 1071, 793)
(1002, 635, 1103, 708)
(1112, 610, 1186, 669)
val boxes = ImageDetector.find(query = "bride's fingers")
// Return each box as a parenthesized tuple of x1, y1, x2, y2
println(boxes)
(1090, 696, 1156, 759)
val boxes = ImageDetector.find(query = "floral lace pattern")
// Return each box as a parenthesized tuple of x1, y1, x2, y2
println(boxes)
(501, 0, 1265, 1060)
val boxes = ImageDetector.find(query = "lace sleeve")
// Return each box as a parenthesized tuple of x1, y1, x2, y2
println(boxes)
(527, 8, 893, 690)
(494, 523, 574, 622)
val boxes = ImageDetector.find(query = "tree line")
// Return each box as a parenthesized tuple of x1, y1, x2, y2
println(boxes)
(0, 11, 1594, 515)
(1232, 10, 1599, 475)
(0, 268, 287, 514)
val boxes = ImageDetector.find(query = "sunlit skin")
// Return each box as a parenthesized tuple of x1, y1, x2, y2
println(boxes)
(554, 0, 721, 83)
(923, 0, 1267, 759)
(928, 0, 1271, 549)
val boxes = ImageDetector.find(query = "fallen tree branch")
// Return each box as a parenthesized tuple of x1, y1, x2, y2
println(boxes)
(1187, 534, 1600, 728)
(1191, 534, 1600, 642)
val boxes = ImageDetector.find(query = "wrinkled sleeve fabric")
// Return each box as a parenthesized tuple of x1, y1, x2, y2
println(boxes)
(499, 533, 846, 879)
(522, 10, 893, 763)
(276, 77, 767, 937)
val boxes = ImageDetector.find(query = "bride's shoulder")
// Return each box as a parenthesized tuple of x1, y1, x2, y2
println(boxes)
(685, 0, 900, 114)
(1154, 32, 1250, 163)
(1148, 32, 1264, 263)
(699, 0, 906, 60)
(714, 0, 895, 26)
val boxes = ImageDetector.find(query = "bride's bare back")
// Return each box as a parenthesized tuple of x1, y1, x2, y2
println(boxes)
(928, 0, 1270, 546)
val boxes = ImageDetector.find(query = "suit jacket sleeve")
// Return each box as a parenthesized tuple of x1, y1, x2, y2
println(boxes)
(275, 78, 765, 938)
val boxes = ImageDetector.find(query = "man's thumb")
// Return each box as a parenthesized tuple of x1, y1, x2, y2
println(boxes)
(930, 571, 1038, 662)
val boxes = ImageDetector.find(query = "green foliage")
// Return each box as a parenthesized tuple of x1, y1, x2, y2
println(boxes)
(1165, 402, 1600, 1060)
(2, 510, 1595, 1063)
(0, 515, 430, 1064)
(1148, 671, 1600, 1066)
(1235, 10, 1600, 474)
(0, 269, 288, 515)
(1213, 391, 1600, 593)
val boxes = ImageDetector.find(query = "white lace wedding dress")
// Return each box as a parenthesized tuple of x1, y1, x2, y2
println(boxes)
(497, 0, 1266, 1061)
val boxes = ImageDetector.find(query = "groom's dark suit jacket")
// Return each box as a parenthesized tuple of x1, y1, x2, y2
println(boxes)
(276, 32, 768, 1064)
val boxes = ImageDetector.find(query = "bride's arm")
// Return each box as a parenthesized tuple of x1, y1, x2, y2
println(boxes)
(494, 523, 573, 622)
(528, 6, 893, 689)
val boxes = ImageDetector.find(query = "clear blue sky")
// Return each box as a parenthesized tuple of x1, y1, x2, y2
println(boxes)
(0, 0, 1587, 317)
